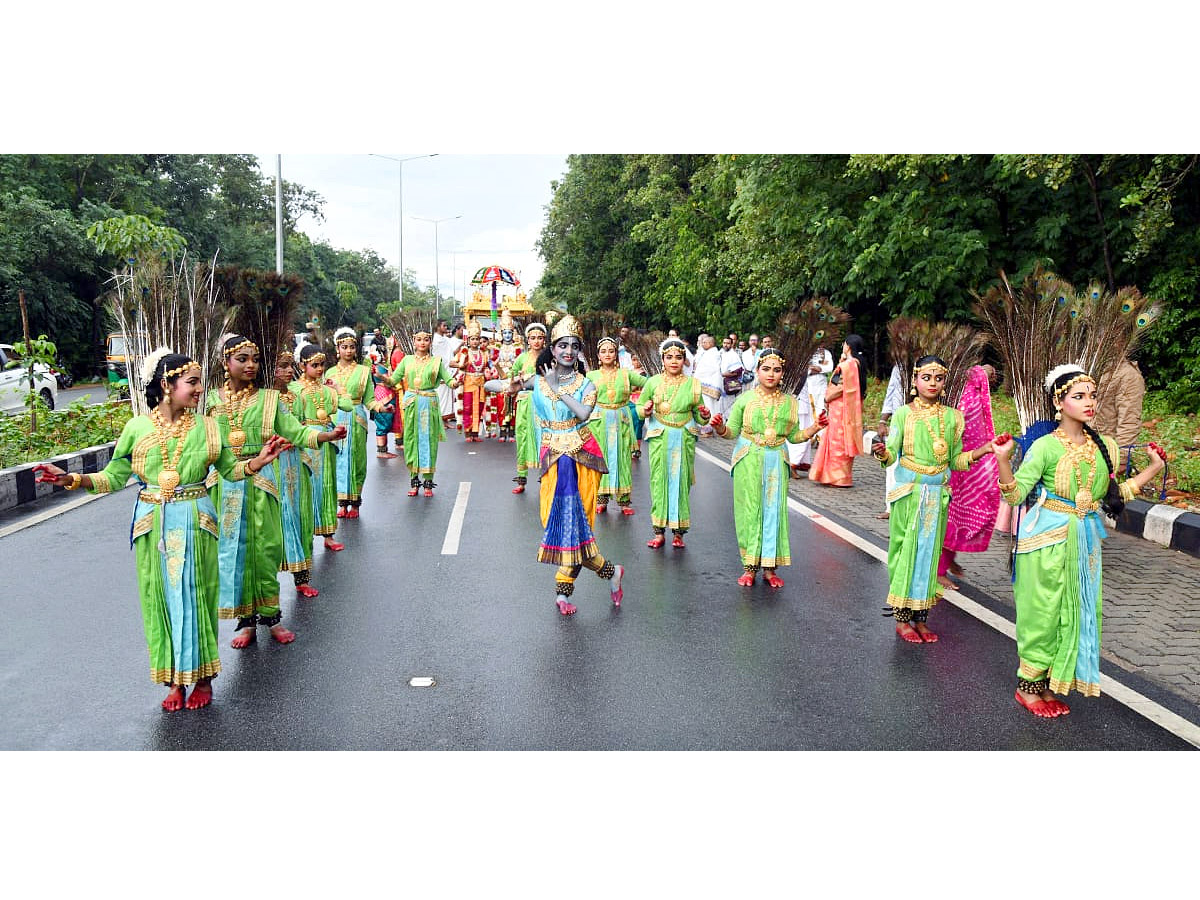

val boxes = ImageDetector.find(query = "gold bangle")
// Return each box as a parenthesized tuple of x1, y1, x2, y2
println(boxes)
(63, 472, 82, 490)
(998, 478, 1017, 492)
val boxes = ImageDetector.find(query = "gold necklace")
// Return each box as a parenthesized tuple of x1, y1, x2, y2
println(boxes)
(300, 375, 331, 423)
(754, 386, 786, 442)
(1054, 427, 1099, 510)
(151, 408, 194, 494)
(223, 380, 256, 454)
(911, 399, 949, 464)
(653, 373, 688, 412)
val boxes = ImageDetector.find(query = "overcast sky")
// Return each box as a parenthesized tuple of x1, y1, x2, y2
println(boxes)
(258, 154, 567, 304)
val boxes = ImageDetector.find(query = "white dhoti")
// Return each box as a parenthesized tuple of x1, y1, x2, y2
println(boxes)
(437, 384, 455, 418)
(787, 383, 826, 466)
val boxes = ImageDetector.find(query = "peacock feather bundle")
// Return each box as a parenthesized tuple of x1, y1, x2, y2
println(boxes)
(625, 329, 667, 376)
(886, 317, 987, 408)
(106, 252, 233, 415)
(972, 265, 1163, 431)
(210, 265, 304, 388)
(383, 308, 438, 358)
(772, 297, 850, 395)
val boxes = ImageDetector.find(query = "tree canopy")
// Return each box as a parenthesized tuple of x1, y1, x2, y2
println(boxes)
(537, 154, 1200, 407)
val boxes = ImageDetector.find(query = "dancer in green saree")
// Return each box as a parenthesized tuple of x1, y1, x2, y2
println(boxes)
(870, 356, 996, 644)
(712, 348, 827, 587)
(329, 327, 380, 517)
(385, 326, 458, 497)
(510, 321, 547, 494)
(994, 365, 1165, 718)
(587, 336, 647, 514)
(208, 334, 346, 649)
(640, 337, 712, 549)
(33, 350, 288, 711)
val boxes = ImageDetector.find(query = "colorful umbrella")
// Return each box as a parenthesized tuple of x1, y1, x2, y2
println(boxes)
(470, 265, 522, 331)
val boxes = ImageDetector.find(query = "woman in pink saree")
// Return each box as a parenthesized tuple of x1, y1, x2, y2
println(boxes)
(809, 335, 865, 487)
(938, 364, 1001, 586)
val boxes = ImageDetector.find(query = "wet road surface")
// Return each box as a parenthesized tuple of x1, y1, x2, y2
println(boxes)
(1, 428, 1194, 750)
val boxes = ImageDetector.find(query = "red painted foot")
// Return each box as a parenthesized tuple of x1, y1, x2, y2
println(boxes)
(556, 599, 577, 616)
(896, 623, 923, 644)
(269, 624, 296, 644)
(336, 507, 347, 518)
(621, 506, 635, 516)
(672, 536, 686, 549)
(346, 508, 360, 519)
(324, 540, 344, 552)
(764, 572, 785, 589)
(914, 623, 938, 643)
(1046, 697, 1071, 717)
(297, 584, 320, 598)
(230, 627, 256, 649)
(407, 487, 419, 496)
(162, 686, 186, 711)
(185, 681, 213, 710)
(423, 488, 433, 497)
(1015, 690, 1059, 718)
(647, 535, 665, 549)
(737, 573, 756, 587)
(596, 504, 607, 514)
(377, 451, 398, 459)
(610, 564, 624, 608)
(512, 485, 525, 494)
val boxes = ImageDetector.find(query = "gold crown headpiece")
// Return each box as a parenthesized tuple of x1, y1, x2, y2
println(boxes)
(162, 360, 201, 380)
(757, 347, 786, 367)
(1046, 365, 1095, 403)
(550, 314, 583, 343)
(525, 322, 548, 338)
(596, 336, 619, 351)
(659, 337, 688, 357)
(222, 337, 258, 357)
(466, 319, 483, 338)
(912, 359, 949, 377)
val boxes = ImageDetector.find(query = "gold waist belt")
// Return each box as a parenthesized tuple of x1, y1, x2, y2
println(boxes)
(899, 456, 947, 476)
(656, 415, 692, 428)
(139, 485, 208, 504)
(1041, 495, 1097, 517)
(597, 401, 628, 410)
(740, 429, 787, 448)
(538, 417, 582, 430)
(406, 389, 437, 397)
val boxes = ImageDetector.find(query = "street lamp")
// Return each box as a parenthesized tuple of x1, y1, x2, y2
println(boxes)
(411, 214, 462, 319)
(370, 153, 438, 306)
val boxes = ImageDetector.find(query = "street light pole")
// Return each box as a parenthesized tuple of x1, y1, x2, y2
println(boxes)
(370, 153, 438, 306)
(412, 215, 462, 319)
(275, 155, 284, 274)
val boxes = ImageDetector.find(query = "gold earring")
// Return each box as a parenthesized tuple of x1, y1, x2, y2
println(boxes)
(1054, 408, 1062, 421)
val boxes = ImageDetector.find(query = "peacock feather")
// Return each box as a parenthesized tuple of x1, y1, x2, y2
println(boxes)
(773, 297, 851, 395)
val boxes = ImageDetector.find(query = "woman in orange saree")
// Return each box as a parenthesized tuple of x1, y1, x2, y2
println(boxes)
(809, 335, 865, 487)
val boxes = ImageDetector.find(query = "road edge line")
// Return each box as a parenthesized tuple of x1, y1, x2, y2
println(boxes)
(695, 445, 1200, 749)
(441, 481, 471, 555)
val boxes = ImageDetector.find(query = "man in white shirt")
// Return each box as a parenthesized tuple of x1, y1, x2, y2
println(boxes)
(741, 334, 761, 376)
(434, 320, 463, 425)
(617, 324, 635, 371)
(871, 363, 905, 518)
(788, 344, 834, 474)
(718, 335, 744, 418)
(691, 333, 721, 435)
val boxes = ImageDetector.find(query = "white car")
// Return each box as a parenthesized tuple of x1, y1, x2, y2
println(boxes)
(0, 343, 58, 413)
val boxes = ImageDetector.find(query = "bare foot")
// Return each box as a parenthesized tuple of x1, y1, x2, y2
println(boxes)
(270, 624, 295, 644)
(185, 679, 213, 710)
(1015, 690, 1059, 718)
(764, 571, 785, 589)
(610, 564, 624, 608)
(913, 622, 938, 643)
(556, 599, 577, 616)
(230, 626, 256, 649)
(896, 622, 922, 643)
(297, 584, 320, 598)
(948, 561, 965, 577)
(876, 511, 890, 520)
(936, 574, 957, 590)
(162, 685, 186, 711)
(324, 538, 344, 551)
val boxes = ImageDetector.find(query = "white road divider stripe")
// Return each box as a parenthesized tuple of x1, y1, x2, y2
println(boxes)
(441, 482, 471, 555)
(695, 446, 1200, 748)
(0, 492, 105, 539)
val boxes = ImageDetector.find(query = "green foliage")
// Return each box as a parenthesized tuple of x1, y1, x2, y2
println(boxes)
(87, 214, 187, 261)
(0, 397, 132, 468)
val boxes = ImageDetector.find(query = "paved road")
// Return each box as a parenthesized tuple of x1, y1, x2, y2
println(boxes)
(0, 428, 1194, 750)
(56, 383, 116, 408)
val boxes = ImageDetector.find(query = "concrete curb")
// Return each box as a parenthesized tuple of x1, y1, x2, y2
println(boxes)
(1116, 499, 1200, 559)
(0, 442, 116, 512)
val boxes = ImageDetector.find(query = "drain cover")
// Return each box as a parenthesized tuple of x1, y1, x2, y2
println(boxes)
(409, 677, 436, 687)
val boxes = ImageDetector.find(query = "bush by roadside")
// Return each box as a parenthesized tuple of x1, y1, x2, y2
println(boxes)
(0, 398, 132, 469)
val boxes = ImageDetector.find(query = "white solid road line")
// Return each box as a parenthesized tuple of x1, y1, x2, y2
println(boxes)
(0, 492, 105, 540)
(695, 446, 1200, 748)
(441, 482, 472, 555)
